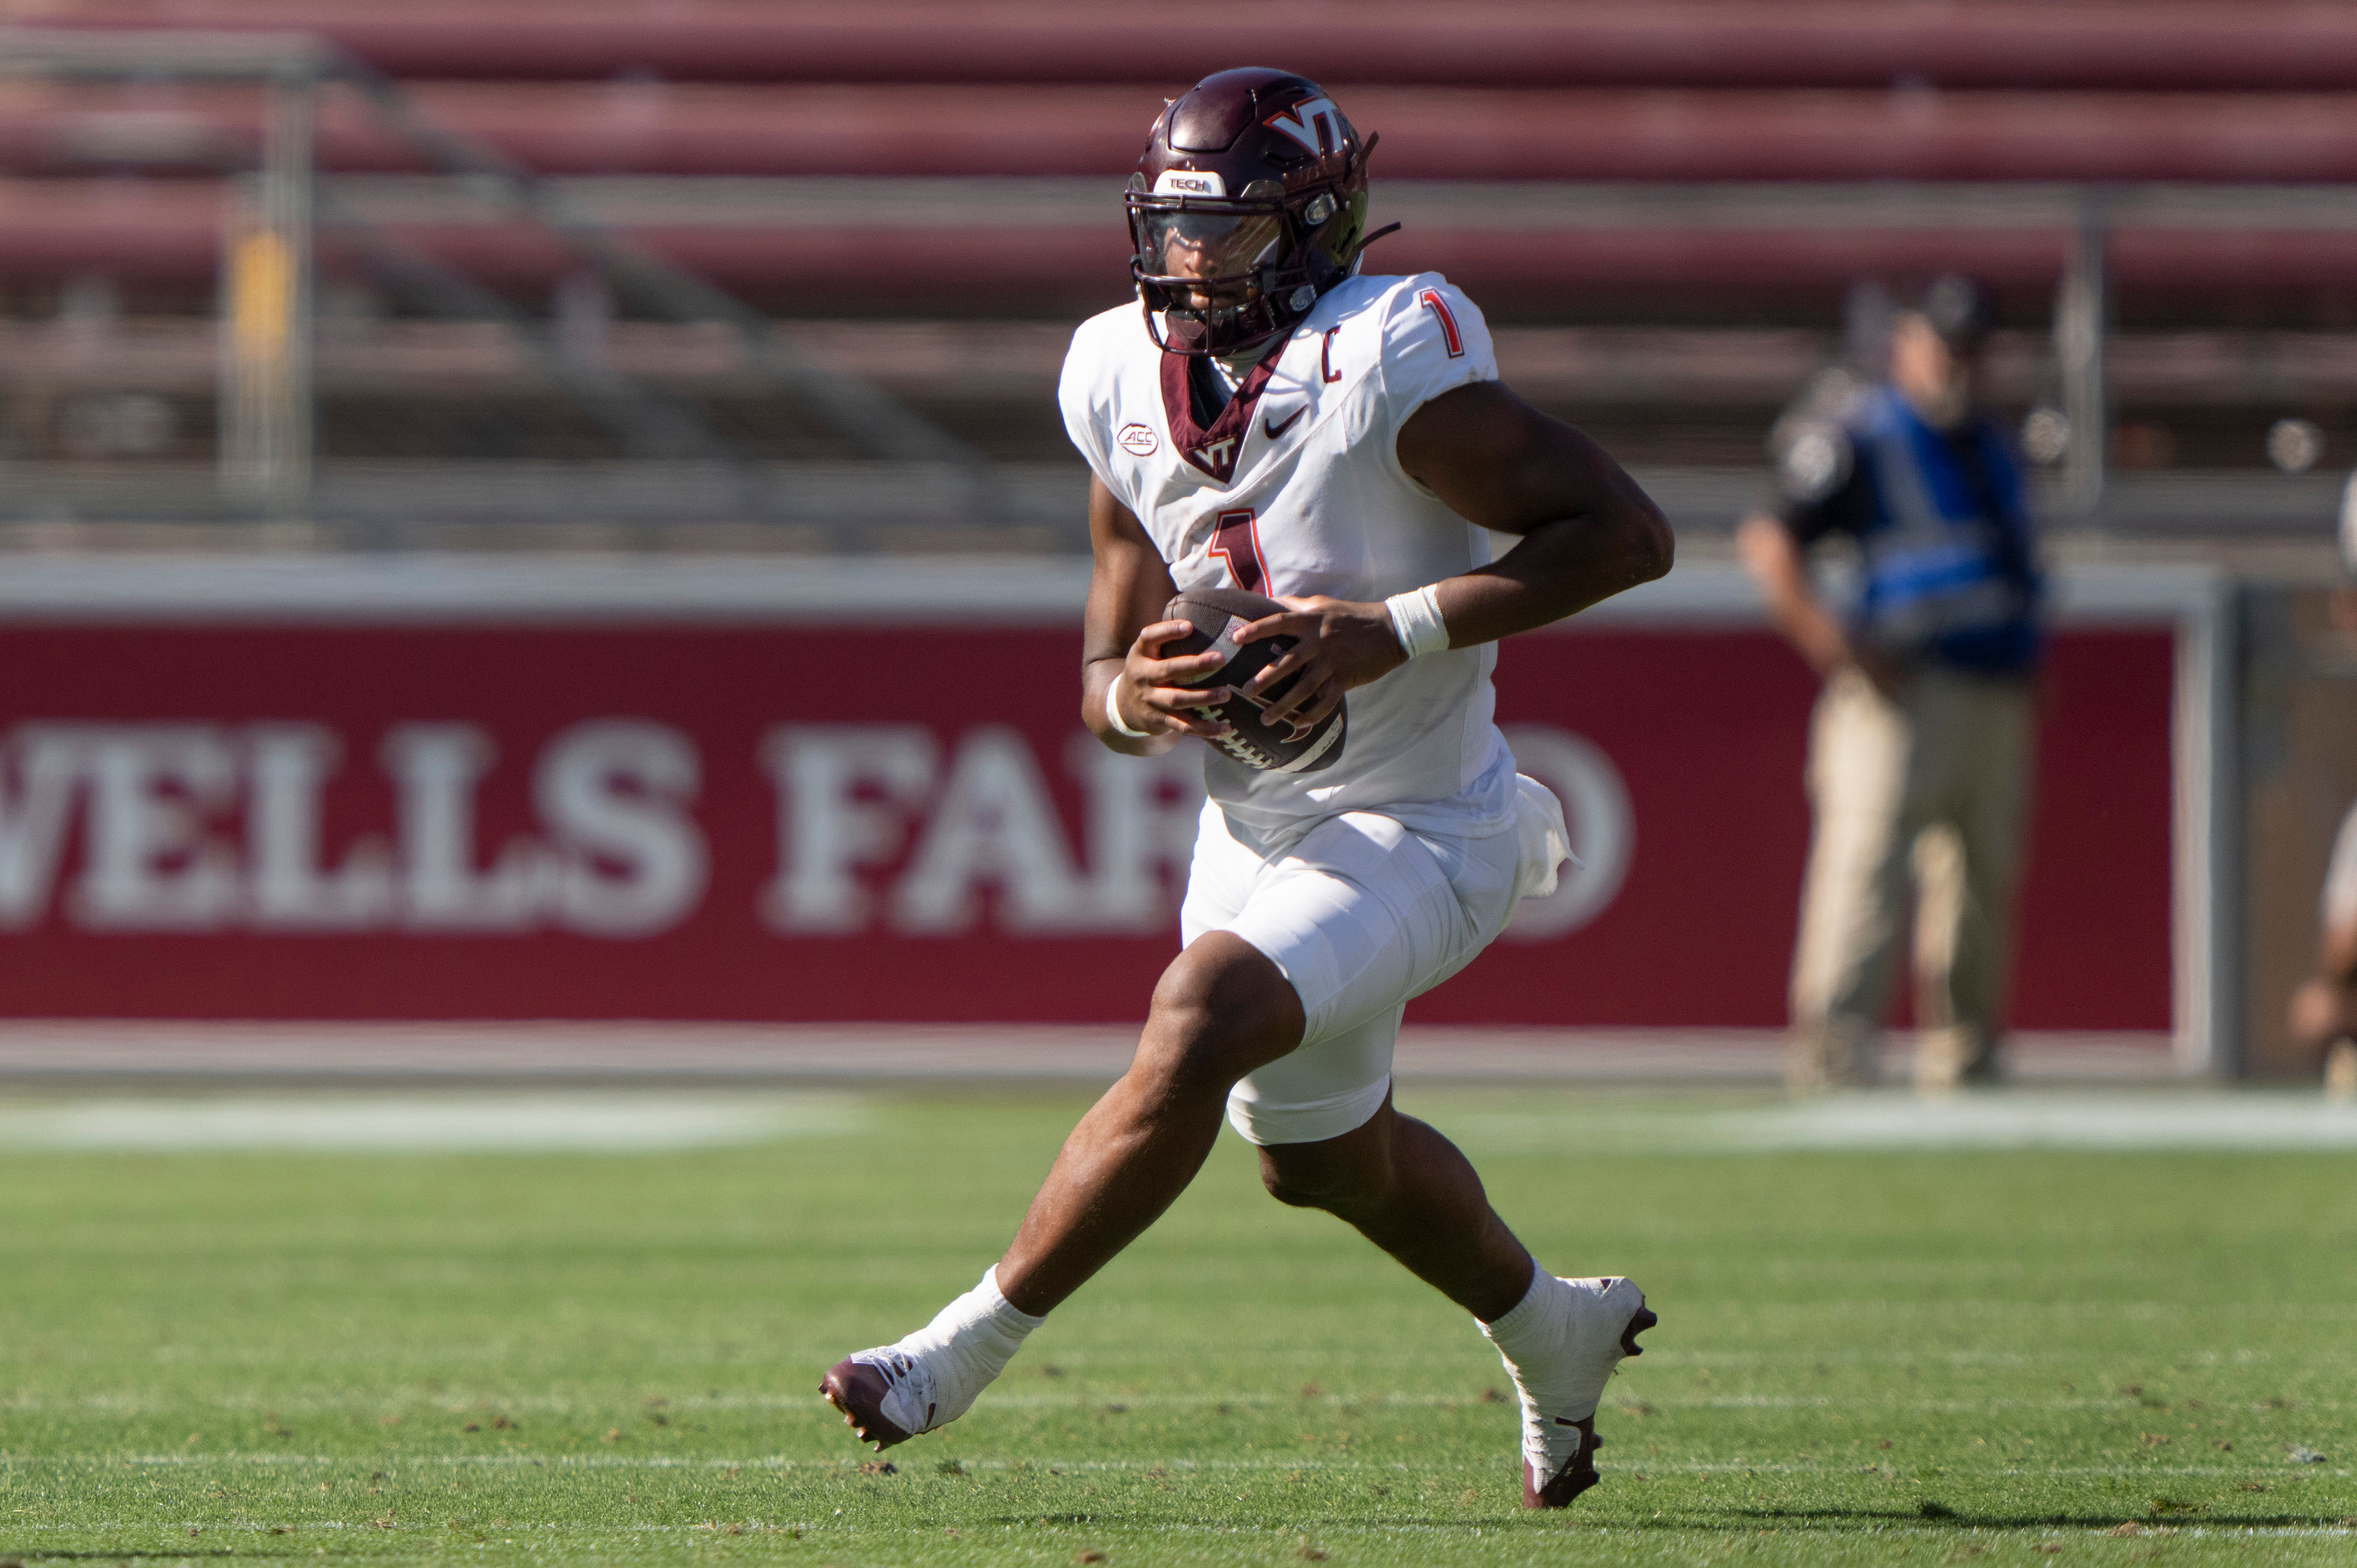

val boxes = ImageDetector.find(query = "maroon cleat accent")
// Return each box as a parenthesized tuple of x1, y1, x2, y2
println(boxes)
(1523, 1420, 1601, 1509)
(1622, 1304, 1658, 1357)
(819, 1358, 913, 1452)
(1521, 1299, 1657, 1511)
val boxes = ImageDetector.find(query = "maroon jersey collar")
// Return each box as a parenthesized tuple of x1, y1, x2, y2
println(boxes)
(1160, 333, 1291, 485)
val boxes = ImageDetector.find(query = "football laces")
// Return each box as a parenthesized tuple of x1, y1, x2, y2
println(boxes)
(1217, 730, 1277, 769)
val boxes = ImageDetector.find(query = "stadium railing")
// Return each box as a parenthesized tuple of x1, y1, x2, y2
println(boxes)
(0, 6, 2352, 546)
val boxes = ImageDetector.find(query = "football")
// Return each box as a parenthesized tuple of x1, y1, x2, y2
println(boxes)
(1162, 588, 1347, 774)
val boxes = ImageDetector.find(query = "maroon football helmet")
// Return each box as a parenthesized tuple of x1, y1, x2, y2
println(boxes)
(1126, 68, 1386, 357)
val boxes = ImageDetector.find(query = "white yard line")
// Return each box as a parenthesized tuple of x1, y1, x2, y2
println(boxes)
(0, 1091, 864, 1151)
(6, 1390, 2350, 1416)
(6, 1454, 2347, 1485)
(0, 1021, 2182, 1085)
(2, 1084, 2346, 1153)
(1453, 1090, 2357, 1152)
(1716, 1092, 2357, 1151)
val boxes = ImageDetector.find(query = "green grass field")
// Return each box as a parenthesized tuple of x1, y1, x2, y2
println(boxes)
(1, 1085, 2353, 1565)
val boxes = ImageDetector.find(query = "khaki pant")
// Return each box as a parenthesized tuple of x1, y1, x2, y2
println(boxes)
(1789, 665, 2037, 1091)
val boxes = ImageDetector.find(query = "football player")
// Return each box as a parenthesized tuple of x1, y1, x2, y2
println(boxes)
(823, 67, 1673, 1510)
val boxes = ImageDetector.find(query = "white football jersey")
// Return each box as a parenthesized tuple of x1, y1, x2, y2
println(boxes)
(1059, 271, 1518, 845)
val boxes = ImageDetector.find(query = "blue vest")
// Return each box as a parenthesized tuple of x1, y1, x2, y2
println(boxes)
(1847, 388, 2042, 676)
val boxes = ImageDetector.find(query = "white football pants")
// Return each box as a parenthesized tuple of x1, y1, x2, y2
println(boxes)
(1180, 777, 1567, 1145)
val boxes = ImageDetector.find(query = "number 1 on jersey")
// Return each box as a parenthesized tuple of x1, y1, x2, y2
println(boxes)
(1417, 289, 1465, 358)
(1209, 508, 1268, 594)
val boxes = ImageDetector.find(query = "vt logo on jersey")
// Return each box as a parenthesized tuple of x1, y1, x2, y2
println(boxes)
(1158, 338, 1290, 486)
(1265, 96, 1345, 157)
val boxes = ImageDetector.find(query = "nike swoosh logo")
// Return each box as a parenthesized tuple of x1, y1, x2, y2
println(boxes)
(1263, 406, 1306, 439)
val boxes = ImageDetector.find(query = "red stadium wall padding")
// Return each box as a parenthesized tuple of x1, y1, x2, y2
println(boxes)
(0, 619, 2171, 1029)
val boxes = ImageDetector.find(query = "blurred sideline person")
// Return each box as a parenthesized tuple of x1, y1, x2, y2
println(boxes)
(2295, 799, 2357, 1099)
(1737, 276, 2043, 1093)
(820, 69, 1672, 1510)
(2291, 517, 2357, 1098)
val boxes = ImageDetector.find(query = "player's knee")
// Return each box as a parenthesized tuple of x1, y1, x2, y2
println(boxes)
(1256, 1137, 1396, 1217)
(1137, 938, 1304, 1096)
(1259, 1167, 1326, 1209)
(1259, 1157, 1340, 1210)
(1259, 1154, 1393, 1218)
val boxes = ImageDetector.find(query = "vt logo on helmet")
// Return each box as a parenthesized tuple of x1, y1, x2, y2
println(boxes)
(1126, 67, 1395, 358)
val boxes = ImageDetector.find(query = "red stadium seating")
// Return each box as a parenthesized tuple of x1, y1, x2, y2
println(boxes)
(18, 1, 2357, 91)
(9, 83, 2357, 184)
(0, 3, 2349, 311)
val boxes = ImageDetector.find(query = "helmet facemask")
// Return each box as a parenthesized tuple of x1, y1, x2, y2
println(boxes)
(1127, 173, 1368, 357)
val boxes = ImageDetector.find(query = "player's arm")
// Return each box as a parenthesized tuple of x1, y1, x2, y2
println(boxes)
(1238, 380, 1673, 734)
(1394, 379, 1674, 639)
(1081, 474, 1235, 755)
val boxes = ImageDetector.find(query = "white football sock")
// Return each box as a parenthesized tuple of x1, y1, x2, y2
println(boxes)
(1478, 1267, 1552, 1351)
(864, 1266, 1045, 1435)
(920, 1265, 1045, 1382)
(1479, 1272, 1643, 1466)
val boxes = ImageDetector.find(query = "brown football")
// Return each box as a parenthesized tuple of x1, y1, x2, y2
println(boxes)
(1162, 588, 1347, 774)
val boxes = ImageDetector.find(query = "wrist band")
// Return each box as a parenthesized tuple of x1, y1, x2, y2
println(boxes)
(1384, 584, 1450, 658)
(1105, 680, 1153, 738)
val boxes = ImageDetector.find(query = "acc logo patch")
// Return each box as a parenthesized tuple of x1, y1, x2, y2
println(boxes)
(1117, 423, 1159, 456)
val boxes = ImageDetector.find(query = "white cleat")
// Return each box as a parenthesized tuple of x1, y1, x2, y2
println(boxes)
(1491, 1274, 1655, 1509)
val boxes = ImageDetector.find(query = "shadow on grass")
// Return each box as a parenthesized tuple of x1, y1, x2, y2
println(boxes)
(969, 1502, 2357, 1535)
(988, 1512, 1563, 1530)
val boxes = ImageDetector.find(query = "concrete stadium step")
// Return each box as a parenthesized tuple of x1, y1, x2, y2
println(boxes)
(19, 1, 2357, 91)
(11, 315, 2357, 411)
(10, 176, 2357, 301)
(0, 461, 2338, 544)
